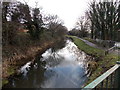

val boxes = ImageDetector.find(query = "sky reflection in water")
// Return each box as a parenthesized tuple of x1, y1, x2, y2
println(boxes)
(7, 40, 88, 88)
(41, 40, 87, 88)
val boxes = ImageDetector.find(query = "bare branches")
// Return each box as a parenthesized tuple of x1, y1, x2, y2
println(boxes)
(87, 0, 120, 40)
(23, 0, 29, 5)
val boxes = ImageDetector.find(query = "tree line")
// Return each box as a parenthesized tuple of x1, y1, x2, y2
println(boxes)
(2, 1, 67, 46)
(69, 0, 120, 41)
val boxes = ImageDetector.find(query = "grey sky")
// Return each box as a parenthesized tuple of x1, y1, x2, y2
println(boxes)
(18, 0, 91, 30)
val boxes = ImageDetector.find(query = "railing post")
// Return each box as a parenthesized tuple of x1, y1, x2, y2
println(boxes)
(116, 61, 120, 90)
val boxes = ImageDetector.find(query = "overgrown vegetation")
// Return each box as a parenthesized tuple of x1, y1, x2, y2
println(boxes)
(2, 1, 67, 58)
(2, 1, 67, 87)
(86, 54, 120, 86)
(2, 2, 67, 46)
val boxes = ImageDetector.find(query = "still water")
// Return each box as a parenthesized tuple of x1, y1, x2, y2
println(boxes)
(6, 40, 88, 88)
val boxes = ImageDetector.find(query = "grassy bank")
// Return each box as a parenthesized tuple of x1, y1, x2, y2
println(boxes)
(2, 40, 55, 86)
(87, 54, 120, 85)
(67, 35, 120, 86)
(67, 36, 105, 58)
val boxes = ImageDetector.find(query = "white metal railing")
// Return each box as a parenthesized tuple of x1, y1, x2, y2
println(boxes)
(83, 61, 120, 89)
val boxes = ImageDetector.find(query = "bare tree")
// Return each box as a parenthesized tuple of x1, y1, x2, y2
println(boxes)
(87, 0, 120, 41)
(75, 15, 90, 37)
(44, 14, 65, 37)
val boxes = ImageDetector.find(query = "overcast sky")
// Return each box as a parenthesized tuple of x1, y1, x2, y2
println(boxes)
(18, 0, 91, 30)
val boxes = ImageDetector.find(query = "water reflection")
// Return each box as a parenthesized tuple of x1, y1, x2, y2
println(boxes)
(5, 40, 88, 88)
(51, 39, 66, 52)
(40, 40, 88, 88)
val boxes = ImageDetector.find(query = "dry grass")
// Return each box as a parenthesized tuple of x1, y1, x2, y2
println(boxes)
(2, 40, 55, 86)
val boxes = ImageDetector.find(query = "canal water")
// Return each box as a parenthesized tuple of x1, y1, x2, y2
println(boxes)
(6, 40, 89, 88)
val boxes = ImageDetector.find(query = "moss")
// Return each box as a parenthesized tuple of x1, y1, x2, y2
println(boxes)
(2, 79, 9, 86)
(7, 66, 15, 76)
(2, 67, 16, 86)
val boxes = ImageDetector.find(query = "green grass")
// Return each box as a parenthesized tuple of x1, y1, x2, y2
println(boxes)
(68, 36, 105, 58)
(2, 79, 9, 87)
(2, 66, 15, 86)
(7, 66, 15, 76)
(86, 54, 120, 85)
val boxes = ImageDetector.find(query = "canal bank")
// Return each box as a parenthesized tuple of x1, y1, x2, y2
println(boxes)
(2, 38, 63, 87)
(68, 35, 120, 86)
(2, 40, 93, 88)
(2, 36, 119, 88)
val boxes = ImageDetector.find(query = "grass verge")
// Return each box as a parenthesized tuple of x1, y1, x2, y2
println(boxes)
(67, 36, 105, 58)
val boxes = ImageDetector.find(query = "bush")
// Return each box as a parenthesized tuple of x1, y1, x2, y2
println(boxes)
(12, 32, 32, 47)
(2, 22, 19, 45)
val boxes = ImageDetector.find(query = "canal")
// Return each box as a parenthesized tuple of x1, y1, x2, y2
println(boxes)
(5, 40, 90, 88)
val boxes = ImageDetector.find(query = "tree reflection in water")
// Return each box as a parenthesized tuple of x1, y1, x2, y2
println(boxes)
(4, 39, 89, 88)
(42, 39, 66, 67)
